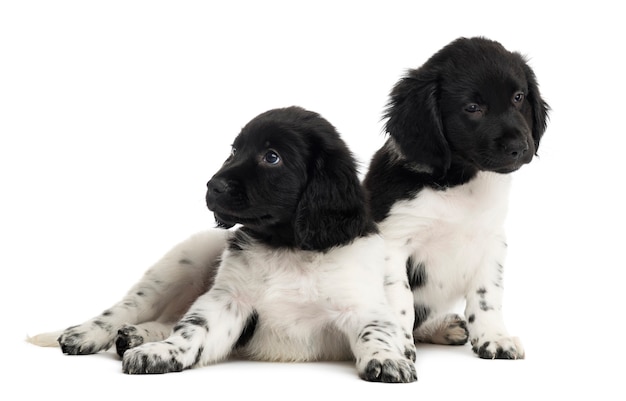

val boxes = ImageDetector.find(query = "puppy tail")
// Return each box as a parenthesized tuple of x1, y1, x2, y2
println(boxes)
(26, 330, 63, 347)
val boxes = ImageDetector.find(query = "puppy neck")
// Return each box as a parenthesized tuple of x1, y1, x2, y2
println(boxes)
(238, 224, 299, 250)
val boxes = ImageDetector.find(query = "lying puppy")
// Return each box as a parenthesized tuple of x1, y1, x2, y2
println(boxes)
(363, 37, 549, 359)
(30, 106, 416, 382)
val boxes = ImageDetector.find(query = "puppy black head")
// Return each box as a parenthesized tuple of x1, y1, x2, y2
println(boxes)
(206, 106, 374, 251)
(384, 36, 550, 179)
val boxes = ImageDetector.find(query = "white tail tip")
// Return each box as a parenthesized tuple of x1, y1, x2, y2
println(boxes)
(26, 331, 63, 347)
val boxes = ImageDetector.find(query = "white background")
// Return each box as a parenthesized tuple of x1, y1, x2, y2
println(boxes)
(1, 1, 624, 399)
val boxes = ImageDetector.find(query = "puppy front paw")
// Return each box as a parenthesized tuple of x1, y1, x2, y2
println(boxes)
(57, 321, 116, 355)
(122, 342, 184, 374)
(115, 325, 144, 357)
(359, 357, 417, 383)
(471, 336, 525, 359)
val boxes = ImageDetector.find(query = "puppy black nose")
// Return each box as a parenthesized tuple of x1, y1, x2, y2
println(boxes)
(503, 139, 529, 159)
(207, 177, 230, 195)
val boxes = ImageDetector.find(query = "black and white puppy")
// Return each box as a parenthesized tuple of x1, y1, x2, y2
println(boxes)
(122, 107, 416, 381)
(363, 37, 549, 359)
(31, 107, 416, 382)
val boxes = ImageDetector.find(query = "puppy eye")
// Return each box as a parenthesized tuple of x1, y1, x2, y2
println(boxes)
(464, 104, 481, 113)
(513, 92, 525, 103)
(263, 150, 281, 165)
(230, 146, 237, 157)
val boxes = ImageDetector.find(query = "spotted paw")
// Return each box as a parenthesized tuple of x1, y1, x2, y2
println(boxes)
(122, 342, 185, 374)
(115, 325, 145, 357)
(359, 358, 417, 383)
(414, 313, 469, 345)
(440, 314, 469, 345)
(57, 320, 116, 355)
(471, 336, 525, 359)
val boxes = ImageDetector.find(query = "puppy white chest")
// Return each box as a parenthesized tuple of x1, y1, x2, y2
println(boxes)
(230, 235, 387, 361)
(380, 172, 511, 296)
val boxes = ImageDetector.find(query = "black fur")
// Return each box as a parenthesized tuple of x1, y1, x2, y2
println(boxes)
(206, 106, 376, 251)
(235, 310, 258, 349)
(406, 257, 427, 289)
(413, 305, 431, 330)
(364, 36, 550, 221)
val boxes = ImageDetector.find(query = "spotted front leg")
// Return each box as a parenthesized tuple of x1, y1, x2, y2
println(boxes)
(384, 254, 417, 362)
(123, 311, 216, 374)
(463, 237, 524, 359)
(352, 320, 417, 383)
(465, 281, 524, 359)
(122, 287, 252, 374)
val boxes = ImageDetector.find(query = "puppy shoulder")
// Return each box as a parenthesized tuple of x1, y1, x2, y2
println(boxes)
(365, 142, 432, 222)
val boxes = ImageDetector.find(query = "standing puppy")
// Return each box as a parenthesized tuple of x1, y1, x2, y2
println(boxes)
(364, 37, 549, 359)
(112, 107, 416, 381)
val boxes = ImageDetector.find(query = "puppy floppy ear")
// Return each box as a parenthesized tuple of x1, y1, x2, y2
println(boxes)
(294, 137, 371, 251)
(521, 60, 550, 153)
(384, 69, 451, 175)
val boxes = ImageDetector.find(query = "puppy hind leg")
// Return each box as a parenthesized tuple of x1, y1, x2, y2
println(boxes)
(405, 258, 468, 346)
(413, 312, 469, 345)
(115, 321, 175, 357)
(53, 230, 227, 355)
(55, 264, 190, 355)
